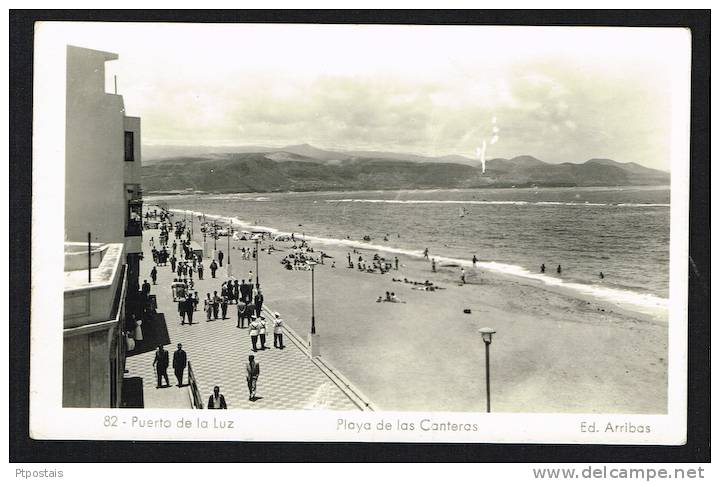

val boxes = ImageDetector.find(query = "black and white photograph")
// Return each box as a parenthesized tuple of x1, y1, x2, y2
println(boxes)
(23, 15, 703, 448)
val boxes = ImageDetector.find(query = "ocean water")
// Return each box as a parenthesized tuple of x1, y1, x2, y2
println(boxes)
(148, 186, 670, 315)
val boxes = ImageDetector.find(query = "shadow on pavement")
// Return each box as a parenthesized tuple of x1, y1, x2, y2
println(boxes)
(128, 312, 170, 356)
(121, 376, 144, 408)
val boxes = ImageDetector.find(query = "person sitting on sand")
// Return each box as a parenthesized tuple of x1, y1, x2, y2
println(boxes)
(390, 292, 402, 303)
(376, 296, 383, 303)
(385, 291, 392, 302)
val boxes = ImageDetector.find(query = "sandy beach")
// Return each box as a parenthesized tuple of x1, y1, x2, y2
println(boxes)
(174, 212, 667, 414)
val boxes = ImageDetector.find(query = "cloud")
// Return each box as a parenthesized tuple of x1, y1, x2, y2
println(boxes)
(130, 45, 674, 170)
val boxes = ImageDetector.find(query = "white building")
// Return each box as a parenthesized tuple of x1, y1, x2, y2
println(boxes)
(63, 46, 143, 408)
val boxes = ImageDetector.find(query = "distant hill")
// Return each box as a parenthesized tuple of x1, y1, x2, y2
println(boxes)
(141, 146, 670, 193)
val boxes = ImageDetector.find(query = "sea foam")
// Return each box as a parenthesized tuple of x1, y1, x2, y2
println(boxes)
(170, 208, 669, 319)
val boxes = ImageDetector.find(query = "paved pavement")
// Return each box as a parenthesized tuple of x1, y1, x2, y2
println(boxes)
(124, 224, 359, 411)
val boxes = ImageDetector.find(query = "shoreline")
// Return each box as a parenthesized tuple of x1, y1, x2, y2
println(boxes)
(155, 205, 668, 413)
(145, 184, 672, 198)
(171, 208, 668, 322)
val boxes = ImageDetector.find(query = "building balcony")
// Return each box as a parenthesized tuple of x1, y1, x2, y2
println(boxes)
(125, 218, 142, 237)
(63, 241, 127, 408)
(64, 242, 126, 328)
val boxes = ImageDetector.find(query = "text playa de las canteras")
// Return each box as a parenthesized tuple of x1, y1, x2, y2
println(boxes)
(336, 418, 479, 433)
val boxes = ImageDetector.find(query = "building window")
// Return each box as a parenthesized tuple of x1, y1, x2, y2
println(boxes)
(124, 131, 134, 162)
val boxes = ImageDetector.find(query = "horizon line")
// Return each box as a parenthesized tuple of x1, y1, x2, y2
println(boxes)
(140, 141, 667, 171)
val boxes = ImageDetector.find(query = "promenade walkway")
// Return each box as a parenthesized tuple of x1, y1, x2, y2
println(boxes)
(124, 225, 359, 410)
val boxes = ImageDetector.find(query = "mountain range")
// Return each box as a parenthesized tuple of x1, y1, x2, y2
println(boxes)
(141, 144, 669, 193)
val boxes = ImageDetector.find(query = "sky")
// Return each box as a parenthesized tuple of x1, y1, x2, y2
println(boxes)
(42, 23, 690, 170)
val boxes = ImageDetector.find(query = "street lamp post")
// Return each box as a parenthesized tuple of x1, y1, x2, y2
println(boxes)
(479, 327, 496, 412)
(307, 261, 319, 357)
(255, 238, 260, 289)
(227, 220, 233, 277)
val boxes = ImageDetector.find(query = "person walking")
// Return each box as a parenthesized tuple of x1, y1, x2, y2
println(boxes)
(394, 256, 399, 270)
(472, 255, 478, 268)
(150, 266, 157, 285)
(218, 250, 224, 267)
(210, 259, 218, 278)
(212, 291, 220, 319)
(273, 312, 285, 349)
(197, 261, 204, 280)
(540, 263, 546, 273)
(170, 254, 177, 273)
(237, 299, 247, 328)
(423, 247, 429, 259)
(460, 267, 466, 285)
(172, 343, 187, 387)
(207, 386, 227, 409)
(254, 289, 264, 317)
(258, 315, 268, 350)
(249, 316, 261, 352)
(178, 296, 187, 325)
(185, 296, 194, 325)
(142, 279, 151, 297)
(557, 264, 562, 274)
(220, 295, 229, 320)
(153, 345, 170, 388)
(233, 280, 240, 303)
(431, 258, 436, 273)
(240, 279, 251, 303)
(246, 354, 260, 401)
(205, 293, 213, 321)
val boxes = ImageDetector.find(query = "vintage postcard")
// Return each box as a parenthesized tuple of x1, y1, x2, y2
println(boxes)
(30, 21, 691, 443)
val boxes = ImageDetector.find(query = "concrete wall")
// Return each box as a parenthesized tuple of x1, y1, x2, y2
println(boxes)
(65, 46, 126, 244)
(63, 320, 123, 408)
